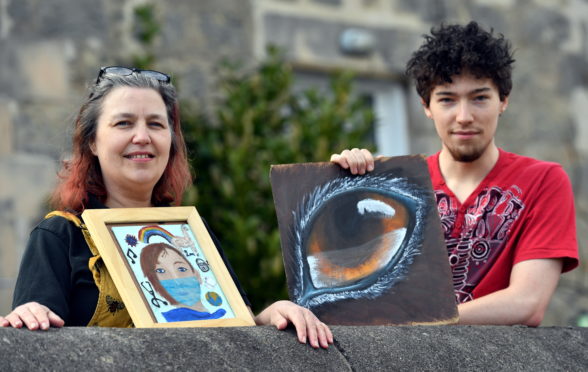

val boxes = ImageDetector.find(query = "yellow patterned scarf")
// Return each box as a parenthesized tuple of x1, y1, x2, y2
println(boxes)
(45, 211, 133, 328)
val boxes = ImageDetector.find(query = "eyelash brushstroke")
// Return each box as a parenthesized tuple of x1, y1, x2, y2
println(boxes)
(290, 174, 428, 308)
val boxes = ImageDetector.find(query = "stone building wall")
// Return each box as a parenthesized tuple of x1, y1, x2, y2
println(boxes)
(0, 0, 587, 326)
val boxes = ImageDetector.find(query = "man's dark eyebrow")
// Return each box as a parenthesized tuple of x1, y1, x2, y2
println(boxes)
(471, 87, 492, 94)
(434, 87, 492, 96)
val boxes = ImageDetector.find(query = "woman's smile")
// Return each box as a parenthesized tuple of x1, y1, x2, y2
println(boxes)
(124, 151, 156, 161)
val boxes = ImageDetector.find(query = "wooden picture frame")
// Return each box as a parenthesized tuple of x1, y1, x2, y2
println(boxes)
(82, 206, 255, 328)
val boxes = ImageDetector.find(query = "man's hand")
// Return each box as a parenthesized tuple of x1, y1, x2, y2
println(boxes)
(457, 258, 563, 326)
(0, 302, 65, 330)
(330, 148, 375, 175)
(254, 300, 333, 349)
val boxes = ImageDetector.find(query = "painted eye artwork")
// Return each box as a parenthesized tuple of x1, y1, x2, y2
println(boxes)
(270, 156, 458, 325)
(292, 174, 425, 307)
(307, 194, 409, 289)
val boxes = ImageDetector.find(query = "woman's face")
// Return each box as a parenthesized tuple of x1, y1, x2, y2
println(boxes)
(90, 87, 172, 202)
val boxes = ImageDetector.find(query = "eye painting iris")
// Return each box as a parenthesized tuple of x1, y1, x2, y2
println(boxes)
(305, 191, 409, 288)
(291, 174, 427, 308)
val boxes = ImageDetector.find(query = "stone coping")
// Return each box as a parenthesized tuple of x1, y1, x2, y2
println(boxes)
(1, 325, 586, 371)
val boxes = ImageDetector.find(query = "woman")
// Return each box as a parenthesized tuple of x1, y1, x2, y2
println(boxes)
(0, 67, 332, 349)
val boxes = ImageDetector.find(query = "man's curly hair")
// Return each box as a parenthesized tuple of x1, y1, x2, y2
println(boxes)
(406, 21, 515, 106)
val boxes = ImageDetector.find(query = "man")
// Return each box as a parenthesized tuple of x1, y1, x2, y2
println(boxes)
(331, 21, 579, 325)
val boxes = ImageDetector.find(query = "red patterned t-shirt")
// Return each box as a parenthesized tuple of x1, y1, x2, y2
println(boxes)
(428, 149, 579, 303)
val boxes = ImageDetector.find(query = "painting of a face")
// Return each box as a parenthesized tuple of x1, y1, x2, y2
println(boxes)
(270, 157, 458, 325)
(82, 207, 257, 327)
(106, 223, 237, 323)
(155, 248, 202, 307)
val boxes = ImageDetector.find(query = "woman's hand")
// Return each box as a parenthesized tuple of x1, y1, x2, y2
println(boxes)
(330, 148, 375, 175)
(254, 300, 333, 349)
(0, 302, 65, 330)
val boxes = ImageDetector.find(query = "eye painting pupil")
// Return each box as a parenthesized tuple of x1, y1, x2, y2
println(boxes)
(304, 191, 410, 288)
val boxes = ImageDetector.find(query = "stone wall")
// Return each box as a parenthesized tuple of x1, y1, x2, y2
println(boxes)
(1, 0, 587, 326)
(0, 325, 587, 371)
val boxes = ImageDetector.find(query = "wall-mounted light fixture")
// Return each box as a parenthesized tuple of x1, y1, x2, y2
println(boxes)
(339, 28, 376, 56)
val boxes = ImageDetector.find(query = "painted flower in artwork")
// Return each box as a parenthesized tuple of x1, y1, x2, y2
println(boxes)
(125, 234, 138, 247)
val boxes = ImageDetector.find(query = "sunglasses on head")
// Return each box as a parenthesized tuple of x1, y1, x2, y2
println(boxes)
(95, 66, 171, 84)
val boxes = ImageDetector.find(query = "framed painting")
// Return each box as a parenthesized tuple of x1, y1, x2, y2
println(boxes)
(81, 206, 255, 328)
(270, 156, 458, 325)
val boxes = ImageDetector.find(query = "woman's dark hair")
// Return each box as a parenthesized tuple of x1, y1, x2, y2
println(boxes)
(406, 21, 515, 105)
(51, 73, 192, 212)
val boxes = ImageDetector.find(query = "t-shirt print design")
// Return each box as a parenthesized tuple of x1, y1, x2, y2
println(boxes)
(436, 186, 525, 303)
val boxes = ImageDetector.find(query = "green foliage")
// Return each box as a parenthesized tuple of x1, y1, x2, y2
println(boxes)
(132, 4, 159, 69)
(182, 47, 375, 312)
(133, 4, 160, 45)
(131, 54, 156, 70)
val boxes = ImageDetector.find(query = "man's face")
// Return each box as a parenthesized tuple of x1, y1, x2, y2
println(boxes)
(423, 73, 508, 163)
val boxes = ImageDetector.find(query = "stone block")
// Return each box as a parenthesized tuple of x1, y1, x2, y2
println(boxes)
(262, 13, 417, 74)
(518, 7, 569, 47)
(7, 0, 106, 39)
(0, 326, 349, 371)
(156, 0, 253, 101)
(17, 41, 71, 100)
(468, 5, 508, 33)
(0, 154, 56, 230)
(571, 88, 588, 154)
(0, 154, 57, 311)
(0, 326, 586, 371)
(333, 325, 588, 370)
(14, 101, 73, 158)
(0, 99, 16, 155)
(0, 42, 24, 98)
(159, 0, 252, 57)
(312, 0, 342, 7)
(395, 0, 450, 23)
(0, 197, 18, 288)
(0, 286, 14, 315)
(545, 283, 588, 326)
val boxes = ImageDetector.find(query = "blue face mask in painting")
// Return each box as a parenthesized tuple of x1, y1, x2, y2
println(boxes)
(161, 277, 201, 306)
